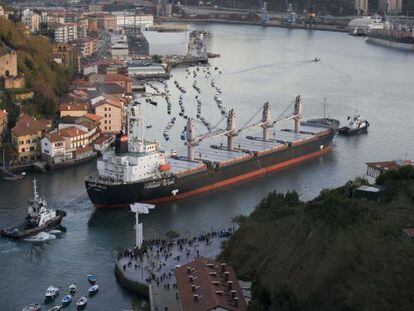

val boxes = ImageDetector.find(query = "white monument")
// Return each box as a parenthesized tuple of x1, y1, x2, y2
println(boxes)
(130, 203, 155, 249)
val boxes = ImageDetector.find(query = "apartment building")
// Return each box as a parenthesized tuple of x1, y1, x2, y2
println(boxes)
(11, 115, 51, 162)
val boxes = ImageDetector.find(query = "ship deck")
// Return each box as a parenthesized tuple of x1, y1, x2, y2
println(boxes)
(168, 123, 331, 170)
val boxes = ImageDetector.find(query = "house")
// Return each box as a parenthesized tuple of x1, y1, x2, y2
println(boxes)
(41, 125, 96, 165)
(11, 115, 51, 162)
(366, 160, 413, 179)
(21, 10, 41, 32)
(59, 102, 90, 118)
(0, 109, 8, 145)
(72, 37, 97, 58)
(88, 73, 132, 93)
(175, 258, 247, 311)
(94, 95, 124, 133)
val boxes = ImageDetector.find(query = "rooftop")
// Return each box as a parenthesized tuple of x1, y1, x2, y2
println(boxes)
(12, 114, 51, 137)
(175, 258, 247, 311)
(82, 113, 102, 122)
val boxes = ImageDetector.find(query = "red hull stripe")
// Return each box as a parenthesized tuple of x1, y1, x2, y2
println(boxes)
(94, 146, 331, 208)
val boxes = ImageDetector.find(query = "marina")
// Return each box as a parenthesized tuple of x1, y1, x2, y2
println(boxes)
(1, 24, 414, 310)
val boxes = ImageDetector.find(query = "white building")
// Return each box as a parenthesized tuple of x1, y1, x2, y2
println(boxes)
(110, 31, 129, 59)
(41, 124, 98, 164)
(127, 63, 166, 77)
(54, 24, 78, 43)
(112, 12, 153, 29)
(142, 24, 190, 57)
(22, 11, 41, 32)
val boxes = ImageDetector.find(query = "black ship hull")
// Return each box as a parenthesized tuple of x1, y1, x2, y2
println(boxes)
(86, 131, 335, 208)
(0, 210, 66, 239)
(338, 123, 369, 136)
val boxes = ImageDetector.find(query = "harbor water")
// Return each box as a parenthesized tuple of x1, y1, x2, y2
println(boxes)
(1, 24, 414, 310)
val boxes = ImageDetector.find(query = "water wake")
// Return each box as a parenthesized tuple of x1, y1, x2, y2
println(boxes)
(24, 232, 56, 242)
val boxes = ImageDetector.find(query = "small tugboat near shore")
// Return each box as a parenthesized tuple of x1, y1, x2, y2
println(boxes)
(339, 114, 370, 135)
(0, 179, 66, 239)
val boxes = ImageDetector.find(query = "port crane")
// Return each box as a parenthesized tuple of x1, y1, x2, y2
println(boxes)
(185, 96, 303, 161)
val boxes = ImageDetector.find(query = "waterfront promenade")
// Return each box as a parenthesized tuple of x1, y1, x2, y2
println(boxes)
(115, 229, 234, 311)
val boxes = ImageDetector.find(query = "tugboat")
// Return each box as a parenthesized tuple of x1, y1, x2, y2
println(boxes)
(1, 179, 66, 239)
(339, 114, 370, 135)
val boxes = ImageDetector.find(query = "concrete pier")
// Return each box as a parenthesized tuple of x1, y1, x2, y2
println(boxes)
(115, 229, 234, 311)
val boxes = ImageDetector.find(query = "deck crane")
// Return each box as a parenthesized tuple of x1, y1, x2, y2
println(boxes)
(184, 96, 303, 161)
(304, 0, 316, 27)
(258, 0, 269, 24)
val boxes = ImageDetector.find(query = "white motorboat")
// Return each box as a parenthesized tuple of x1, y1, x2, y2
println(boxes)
(45, 286, 59, 299)
(69, 284, 76, 294)
(88, 284, 99, 296)
(76, 296, 88, 308)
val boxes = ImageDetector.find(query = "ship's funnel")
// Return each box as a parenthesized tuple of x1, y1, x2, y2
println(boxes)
(115, 132, 128, 155)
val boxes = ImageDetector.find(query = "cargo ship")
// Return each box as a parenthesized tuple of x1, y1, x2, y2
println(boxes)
(85, 96, 338, 208)
(366, 28, 414, 51)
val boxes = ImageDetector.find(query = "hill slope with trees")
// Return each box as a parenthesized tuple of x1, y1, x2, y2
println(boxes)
(0, 17, 70, 119)
(220, 166, 414, 310)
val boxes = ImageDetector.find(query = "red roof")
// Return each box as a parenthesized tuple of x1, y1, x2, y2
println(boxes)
(12, 114, 51, 137)
(402, 228, 414, 238)
(94, 95, 123, 109)
(82, 113, 102, 122)
(103, 73, 132, 83)
(175, 258, 247, 311)
(60, 103, 90, 111)
(366, 160, 413, 172)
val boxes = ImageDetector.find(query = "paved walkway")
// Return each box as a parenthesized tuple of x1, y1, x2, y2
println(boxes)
(116, 229, 234, 311)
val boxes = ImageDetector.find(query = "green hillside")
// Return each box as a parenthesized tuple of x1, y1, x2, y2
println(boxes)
(0, 18, 70, 119)
(220, 166, 414, 310)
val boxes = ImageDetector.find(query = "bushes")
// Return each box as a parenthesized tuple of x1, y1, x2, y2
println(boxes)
(221, 177, 414, 311)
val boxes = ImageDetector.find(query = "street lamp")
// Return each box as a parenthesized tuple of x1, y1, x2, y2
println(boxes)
(130, 203, 155, 249)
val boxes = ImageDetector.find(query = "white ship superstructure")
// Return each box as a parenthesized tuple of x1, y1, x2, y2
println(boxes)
(96, 105, 169, 184)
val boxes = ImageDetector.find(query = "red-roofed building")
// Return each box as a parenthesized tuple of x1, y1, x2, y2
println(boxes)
(94, 95, 125, 133)
(89, 73, 132, 93)
(366, 160, 413, 179)
(11, 114, 52, 161)
(175, 258, 247, 311)
(41, 124, 97, 165)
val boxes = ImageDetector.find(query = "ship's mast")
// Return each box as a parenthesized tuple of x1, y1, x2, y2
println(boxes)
(261, 102, 271, 141)
(186, 118, 195, 161)
(226, 109, 236, 150)
(294, 95, 303, 133)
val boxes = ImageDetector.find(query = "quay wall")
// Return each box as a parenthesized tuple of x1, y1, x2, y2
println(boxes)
(114, 262, 150, 298)
(160, 18, 350, 33)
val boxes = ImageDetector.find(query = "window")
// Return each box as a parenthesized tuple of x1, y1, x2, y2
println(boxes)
(104, 107, 107, 111)
(104, 114, 107, 117)
(104, 120, 107, 124)
(104, 126, 107, 130)
(21, 148, 25, 153)
(108, 107, 111, 111)
(30, 147, 35, 151)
